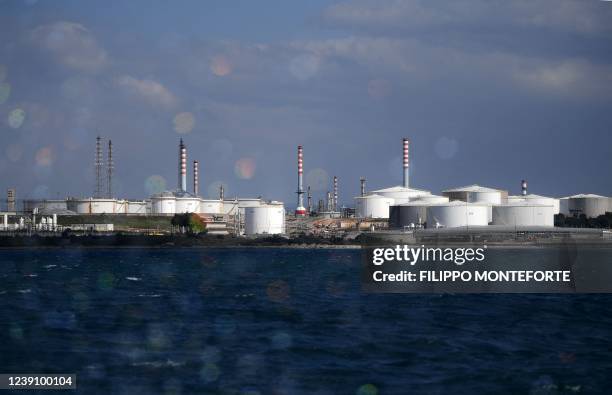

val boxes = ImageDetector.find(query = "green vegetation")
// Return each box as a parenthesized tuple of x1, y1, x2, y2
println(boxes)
(171, 213, 208, 235)
(57, 214, 172, 231)
(555, 212, 612, 228)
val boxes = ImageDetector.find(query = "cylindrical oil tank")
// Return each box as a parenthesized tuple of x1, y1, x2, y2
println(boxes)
(355, 194, 396, 219)
(508, 194, 560, 215)
(389, 202, 428, 229)
(371, 186, 431, 204)
(199, 199, 222, 215)
(67, 198, 116, 214)
(127, 201, 147, 215)
(468, 191, 502, 205)
(413, 195, 450, 204)
(115, 200, 127, 213)
(222, 198, 261, 216)
(567, 194, 610, 218)
(389, 196, 449, 229)
(151, 194, 176, 215)
(90, 199, 116, 214)
(175, 197, 200, 213)
(559, 198, 569, 215)
(426, 202, 489, 228)
(244, 204, 285, 235)
(492, 203, 555, 227)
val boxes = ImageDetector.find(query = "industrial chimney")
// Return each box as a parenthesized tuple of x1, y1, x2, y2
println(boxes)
(178, 139, 187, 192)
(360, 177, 366, 197)
(307, 186, 312, 214)
(219, 184, 224, 201)
(333, 176, 338, 211)
(295, 145, 306, 216)
(193, 160, 199, 196)
(107, 140, 113, 198)
(403, 138, 409, 188)
(521, 180, 528, 196)
(95, 136, 103, 198)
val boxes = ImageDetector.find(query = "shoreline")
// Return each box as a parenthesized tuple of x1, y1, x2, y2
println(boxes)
(1, 233, 611, 249)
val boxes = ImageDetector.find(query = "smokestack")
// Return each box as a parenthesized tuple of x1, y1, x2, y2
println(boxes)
(307, 186, 312, 214)
(179, 139, 187, 192)
(107, 140, 113, 198)
(95, 136, 103, 198)
(403, 138, 409, 188)
(295, 145, 306, 216)
(521, 179, 527, 196)
(327, 191, 332, 211)
(360, 177, 366, 197)
(219, 184, 224, 201)
(333, 176, 338, 211)
(6, 188, 15, 212)
(193, 160, 199, 196)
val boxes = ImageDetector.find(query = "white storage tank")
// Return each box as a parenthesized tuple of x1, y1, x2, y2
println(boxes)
(355, 194, 396, 219)
(244, 203, 285, 235)
(200, 199, 222, 215)
(507, 194, 560, 215)
(389, 196, 449, 229)
(127, 200, 147, 215)
(115, 200, 127, 213)
(67, 198, 117, 214)
(371, 186, 432, 204)
(564, 194, 610, 218)
(23, 199, 68, 213)
(175, 197, 200, 213)
(426, 202, 489, 228)
(222, 198, 262, 216)
(442, 185, 507, 205)
(492, 203, 555, 227)
(151, 192, 177, 215)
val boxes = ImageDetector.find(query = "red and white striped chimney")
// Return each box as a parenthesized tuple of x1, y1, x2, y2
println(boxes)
(295, 145, 306, 215)
(402, 138, 409, 188)
(521, 179, 527, 196)
(333, 176, 338, 211)
(193, 160, 199, 196)
(178, 139, 187, 191)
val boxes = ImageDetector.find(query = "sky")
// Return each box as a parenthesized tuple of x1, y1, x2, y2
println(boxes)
(1, 0, 611, 208)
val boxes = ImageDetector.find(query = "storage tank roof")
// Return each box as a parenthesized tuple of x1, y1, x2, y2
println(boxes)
(371, 186, 431, 194)
(442, 184, 503, 193)
(355, 193, 392, 199)
(508, 194, 557, 200)
(496, 202, 554, 208)
(153, 190, 197, 198)
(428, 201, 490, 207)
(394, 201, 435, 207)
(563, 193, 608, 199)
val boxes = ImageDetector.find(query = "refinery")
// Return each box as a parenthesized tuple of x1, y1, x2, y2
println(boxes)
(1, 136, 612, 243)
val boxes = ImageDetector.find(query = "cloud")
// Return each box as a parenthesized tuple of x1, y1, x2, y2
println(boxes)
(291, 35, 612, 99)
(115, 75, 178, 109)
(31, 21, 108, 72)
(512, 59, 612, 97)
(321, 0, 612, 35)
